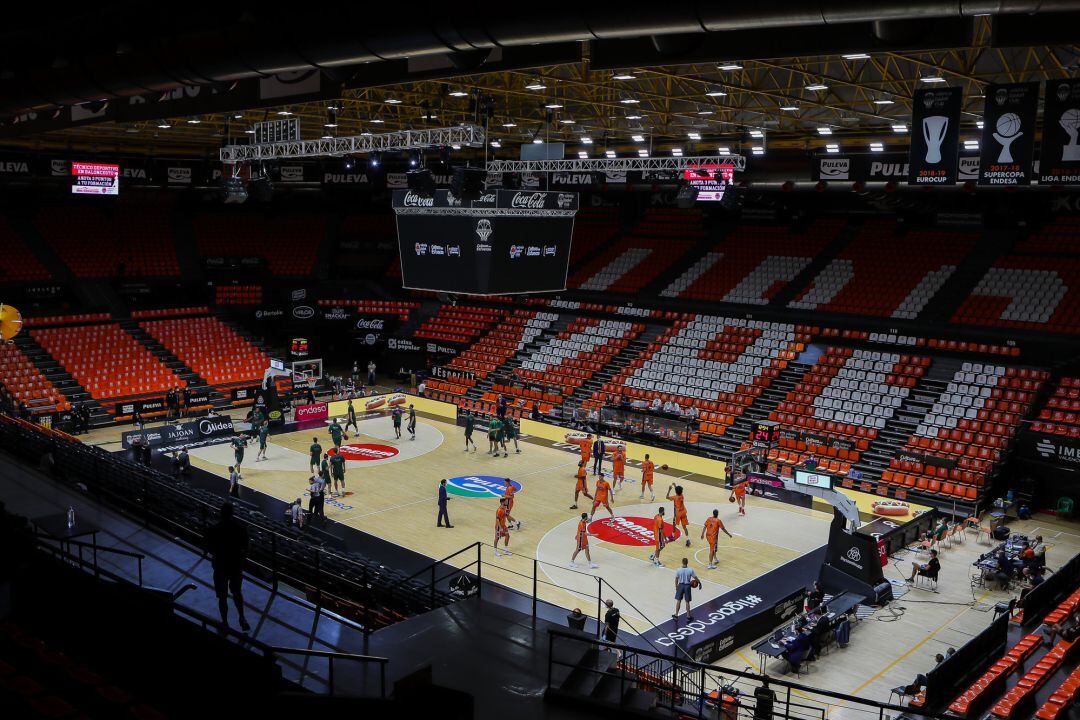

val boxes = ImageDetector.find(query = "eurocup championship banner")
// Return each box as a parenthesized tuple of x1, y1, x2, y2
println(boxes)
(908, 87, 962, 186)
(978, 82, 1040, 186)
(1040, 79, 1080, 185)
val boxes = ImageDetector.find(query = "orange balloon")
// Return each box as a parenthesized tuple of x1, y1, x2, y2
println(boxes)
(0, 304, 23, 341)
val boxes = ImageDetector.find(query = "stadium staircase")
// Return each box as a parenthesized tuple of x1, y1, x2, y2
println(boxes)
(918, 228, 1015, 322)
(549, 645, 658, 714)
(705, 361, 812, 458)
(637, 235, 717, 299)
(311, 212, 341, 280)
(118, 319, 230, 412)
(171, 211, 204, 278)
(9, 334, 110, 428)
(853, 373, 944, 479)
(564, 321, 667, 411)
(466, 315, 573, 400)
(766, 221, 856, 308)
(7, 215, 72, 282)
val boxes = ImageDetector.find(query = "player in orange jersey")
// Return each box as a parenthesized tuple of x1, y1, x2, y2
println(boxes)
(503, 477, 521, 530)
(611, 445, 626, 494)
(733, 477, 748, 515)
(493, 498, 511, 557)
(648, 506, 667, 567)
(569, 512, 599, 569)
(571, 460, 593, 509)
(579, 437, 591, 466)
(640, 453, 655, 501)
(701, 509, 733, 570)
(668, 483, 691, 547)
(590, 473, 614, 522)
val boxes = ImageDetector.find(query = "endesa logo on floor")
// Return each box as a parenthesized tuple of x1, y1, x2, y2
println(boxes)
(330, 443, 399, 461)
(295, 402, 328, 422)
(446, 475, 521, 499)
(588, 516, 680, 546)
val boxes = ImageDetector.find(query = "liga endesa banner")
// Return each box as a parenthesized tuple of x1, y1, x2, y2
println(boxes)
(1040, 79, 1080, 185)
(978, 82, 1040, 186)
(908, 87, 962, 185)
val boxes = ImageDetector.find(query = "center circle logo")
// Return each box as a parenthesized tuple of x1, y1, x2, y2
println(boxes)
(446, 475, 521, 499)
(330, 443, 399, 461)
(588, 516, 680, 546)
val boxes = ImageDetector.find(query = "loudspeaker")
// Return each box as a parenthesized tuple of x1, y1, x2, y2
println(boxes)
(406, 169, 436, 197)
(676, 184, 698, 209)
(451, 167, 487, 200)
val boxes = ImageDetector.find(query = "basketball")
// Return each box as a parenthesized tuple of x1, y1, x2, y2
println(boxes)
(995, 112, 1022, 138)
(661, 464, 669, 470)
(729, 495, 736, 503)
(690, 577, 700, 589)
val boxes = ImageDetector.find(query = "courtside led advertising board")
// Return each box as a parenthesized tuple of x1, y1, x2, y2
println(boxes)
(682, 163, 733, 201)
(71, 162, 119, 195)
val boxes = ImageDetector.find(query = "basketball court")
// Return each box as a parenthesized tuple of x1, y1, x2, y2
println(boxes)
(86, 401, 919, 631)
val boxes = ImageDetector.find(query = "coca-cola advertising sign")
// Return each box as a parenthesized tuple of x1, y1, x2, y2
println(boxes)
(355, 318, 386, 331)
(402, 191, 434, 207)
(510, 192, 548, 209)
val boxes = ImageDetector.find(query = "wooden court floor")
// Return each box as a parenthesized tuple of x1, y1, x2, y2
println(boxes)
(84, 409, 833, 630)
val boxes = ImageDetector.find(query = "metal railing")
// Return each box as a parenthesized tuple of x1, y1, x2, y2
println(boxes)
(29, 533, 392, 700)
(0, 414, 453, 635)
(268, 647, 389, 699)
(404, 539, 696, 664)
(547, 630, 953, 720)
(34, 533, 145, 587)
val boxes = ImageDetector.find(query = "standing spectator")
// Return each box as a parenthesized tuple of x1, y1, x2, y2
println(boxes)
(417, 379, 427, 397)
(205, 502, 251, 632)
(227, 465, 240, 498)
(674, 557, 698, 622)
(603, 599, 621, 644)
(591, 435, 606, 476)
(173, 448, 190, 476)
(437, 479, 452, 528)
(367, 360, 377, 387)
(287, 498, 305, 528)
(131, 408, 143, 430)
(165, 387, 177, 421)
(181, 386, 191, 417)
(352, 361, 360, 386)
(308, 474, 325, 519)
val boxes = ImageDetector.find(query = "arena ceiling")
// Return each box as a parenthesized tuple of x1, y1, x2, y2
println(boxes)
(0, 6, 1078, 158)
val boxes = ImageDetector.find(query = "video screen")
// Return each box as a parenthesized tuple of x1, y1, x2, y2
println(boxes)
(683, 163, 734, 202)
(71, 162, 119, 195)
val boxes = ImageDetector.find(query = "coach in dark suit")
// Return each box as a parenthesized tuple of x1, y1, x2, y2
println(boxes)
(592, 435, 606, 476)
(437, 479, 453, 528)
